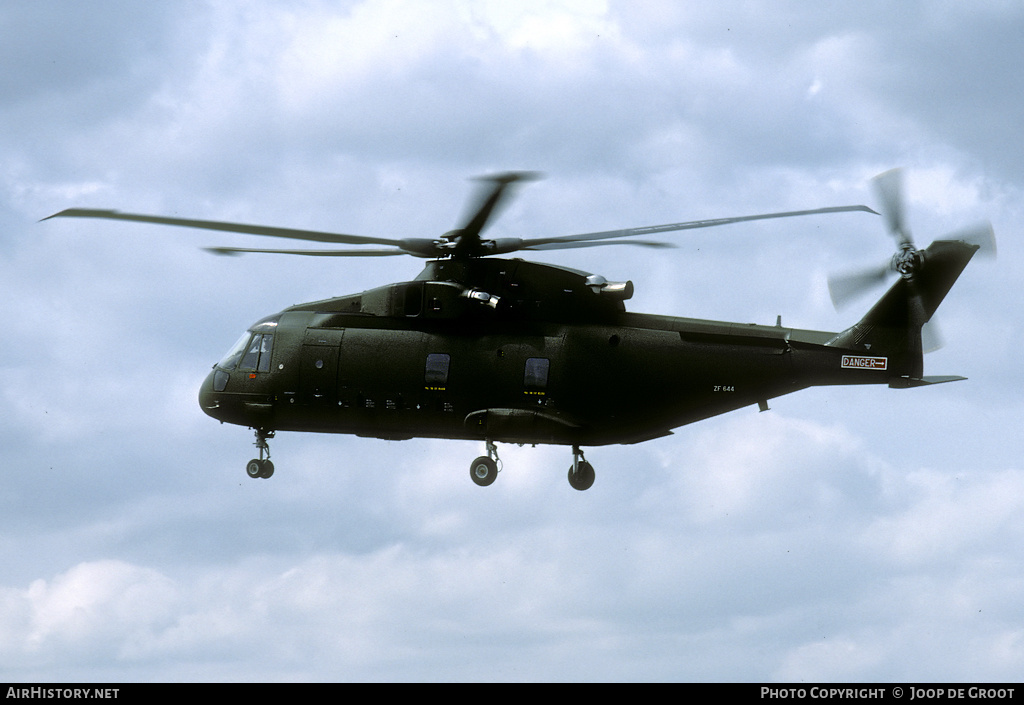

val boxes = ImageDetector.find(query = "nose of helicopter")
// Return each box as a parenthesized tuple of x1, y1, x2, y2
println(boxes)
(198, 368, 225, 421)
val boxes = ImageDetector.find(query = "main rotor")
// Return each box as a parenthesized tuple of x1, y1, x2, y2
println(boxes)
(44, 171, 878, 261)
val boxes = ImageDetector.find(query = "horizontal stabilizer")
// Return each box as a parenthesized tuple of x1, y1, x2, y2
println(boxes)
(889, 375, 967, 389)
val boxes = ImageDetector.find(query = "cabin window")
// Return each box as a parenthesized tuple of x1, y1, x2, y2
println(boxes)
(425, 353, 450, 390)
(524, 357, 549, 395)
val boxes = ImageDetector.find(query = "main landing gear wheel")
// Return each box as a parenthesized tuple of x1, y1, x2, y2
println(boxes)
(470, 440, 501, 487)
(470, 456, 498, 486)
(568, 446, 595, 491)
(568, 461, 595, 491)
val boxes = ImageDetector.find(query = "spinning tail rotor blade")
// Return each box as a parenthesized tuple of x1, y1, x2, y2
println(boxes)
(873, 168, 912, 247)
(827, 169, 997, 361)
(828, 263, 892, 309)
(921, 320, 944, 354)
(827, 168, 916, 310)
(947, 221, 996, 257)
(906, 277, 930, 371)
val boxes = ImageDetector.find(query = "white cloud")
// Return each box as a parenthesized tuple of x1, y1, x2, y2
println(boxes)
(1, 561, 177, 666)
(861, 468, 1024, 566)
(777, 637, 884, 682)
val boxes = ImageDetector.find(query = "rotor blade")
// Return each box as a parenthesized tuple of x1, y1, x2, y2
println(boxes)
(452, 171, 542, 257)
(907, 278, 928, 328)
(944, 221, 996, 257)
(522, 239, 676, 251)
(827, 262, 891, 309)
(872, 168, 912, 247)
(43, 208, 398, 247)
(905, 277, 929, 377)
(519, 205, 878, 249)
(203, 246, 409, 257)
(922, 319, 944, 354)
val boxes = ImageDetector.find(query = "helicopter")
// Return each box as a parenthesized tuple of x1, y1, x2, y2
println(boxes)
(45, 169, 994, 490)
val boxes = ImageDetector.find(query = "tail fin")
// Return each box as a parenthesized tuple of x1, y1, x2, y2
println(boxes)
(828, 239, 980, 379)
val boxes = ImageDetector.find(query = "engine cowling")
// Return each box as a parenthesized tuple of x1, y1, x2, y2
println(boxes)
(585, 274, 634, 301)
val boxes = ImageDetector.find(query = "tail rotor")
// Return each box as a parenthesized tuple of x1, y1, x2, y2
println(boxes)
(827, 168, 996, 370)
(828, 168, 995, 319)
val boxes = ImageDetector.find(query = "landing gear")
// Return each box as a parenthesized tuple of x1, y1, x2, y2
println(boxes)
(568, 445, 595, 491)
(247, 428, 275, 479)
(470, 439, 500, 487)
(246, 458, 274, 479)
(468, 441, 596, 490)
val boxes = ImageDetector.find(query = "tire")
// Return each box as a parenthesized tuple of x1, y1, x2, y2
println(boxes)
(246, 459, 263, 479)
(470, 456, 498, 486)
(259, 460, 275, 479)
(568, 461, 595, 491)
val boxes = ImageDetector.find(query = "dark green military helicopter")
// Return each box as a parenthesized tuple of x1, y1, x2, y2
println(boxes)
(46, 169, 994, 490)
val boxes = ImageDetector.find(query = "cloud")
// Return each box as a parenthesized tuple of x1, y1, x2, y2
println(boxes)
(861, 468, 1024, 566)
(5, 423, 1021, 681)
(1, 561, 177, 669)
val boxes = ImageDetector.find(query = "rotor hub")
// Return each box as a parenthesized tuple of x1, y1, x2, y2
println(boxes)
(892, 245, 921, 279)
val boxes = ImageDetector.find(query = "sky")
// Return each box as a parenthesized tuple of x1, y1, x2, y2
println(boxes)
(2, 0, 1023, 683)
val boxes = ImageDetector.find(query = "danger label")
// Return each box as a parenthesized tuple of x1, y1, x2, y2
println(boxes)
(842, 355, 887, 370)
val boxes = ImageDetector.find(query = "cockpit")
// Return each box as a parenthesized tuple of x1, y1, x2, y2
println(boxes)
(218, 330, 275, 372)
(210, 316, 280, 392)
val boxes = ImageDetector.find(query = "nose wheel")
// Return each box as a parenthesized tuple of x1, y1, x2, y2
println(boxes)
(568, 446, 595, 491)
(246, 428, 275, 479)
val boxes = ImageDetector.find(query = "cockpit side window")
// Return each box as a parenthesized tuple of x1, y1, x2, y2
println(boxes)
(239, 333, 274, 372)
(256, 334, 274, 372)
(239, 336, 262, 370)
(219, 332, 274, 372)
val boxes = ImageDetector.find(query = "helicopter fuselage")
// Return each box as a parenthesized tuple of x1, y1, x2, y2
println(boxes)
(197, 257, 891, 447)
